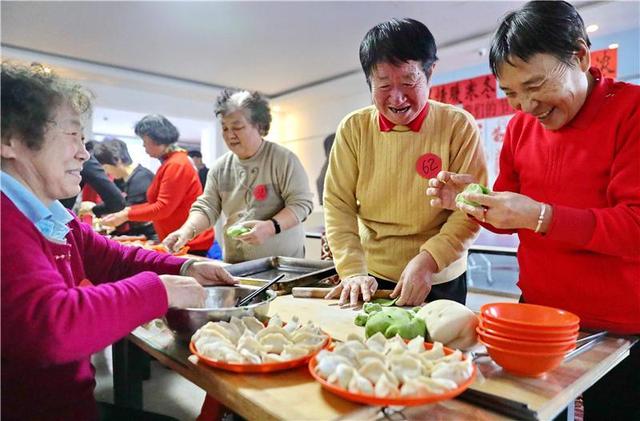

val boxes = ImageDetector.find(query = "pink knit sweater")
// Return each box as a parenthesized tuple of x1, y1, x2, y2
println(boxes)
(1, 194, 185, 420)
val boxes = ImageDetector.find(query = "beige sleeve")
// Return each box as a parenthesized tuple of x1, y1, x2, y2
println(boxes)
(323, 118, 368, 279)
(278, 151, 314, 223)
(189, 165, 222, 226)
(420, 111, 488, 271)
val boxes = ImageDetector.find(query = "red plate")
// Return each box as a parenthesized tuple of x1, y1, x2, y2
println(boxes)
(190, 334, 332, 373)
(308, 342, 476, 406)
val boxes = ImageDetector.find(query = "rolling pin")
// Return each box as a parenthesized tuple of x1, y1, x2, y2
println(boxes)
(291, 287, 394, 299)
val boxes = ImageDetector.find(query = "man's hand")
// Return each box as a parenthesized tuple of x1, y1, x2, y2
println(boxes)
(102, 208, 129, 227)
(163, 227, 193, 253)
(236, 220, 275, 245)
(324, 275, 378, 307)
(186, 261, 237, 286)
(391, 251, 438, 306)
(457, 190, 542, 230)
(426, 171, 476, 210)
(159, 275, 208, 308)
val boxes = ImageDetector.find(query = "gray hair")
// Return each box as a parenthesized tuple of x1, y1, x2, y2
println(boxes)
(214, 90, 272, 136)
(134, 114, 179, 145)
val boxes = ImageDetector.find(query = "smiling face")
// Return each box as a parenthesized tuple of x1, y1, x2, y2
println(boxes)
(497, 47, 592, 131)
(370, 60, 431, 126)
(1, 103, 90, 204)
(221, 110, 263, 159)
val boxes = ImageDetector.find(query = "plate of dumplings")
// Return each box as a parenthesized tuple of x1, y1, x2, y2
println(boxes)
(309, 332, 476, 406)
(190, 314, 331, 373)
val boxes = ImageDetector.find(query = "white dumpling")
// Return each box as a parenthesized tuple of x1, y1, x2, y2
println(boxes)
(436, 349, 463, 364)
(420, 342, 446, 360)
(346, 333, 364, 343)
(347, 371, 374, 395)
(216, 321, 241, 344)
(316, 354, 352, 379)
(315, 349, 333, 363)
(431, 358, 474, 385)
(239, 348, 262, 364)
(283, 315, 300, 334)
(200, 343, 244, 363)
(241, 316, 265, 334)
(366, 332, 387, 353)
(357, 359, 387, 384)
(262, 353, 285, 363)
(356, 349, 386, 366)
(268, 314, 284, 327)
(374, 373, 399, 398)
(229, 316, 247, 336)
(389, 355, 422, 383)
(291, 331, 326, 348)
(194, 334, 231, 352)
(417, 376, 458, 394)
(384, 335, 407, 354)
(281, 344, 309, 361)
(259, 332, 293, 354)
(333, 340, 364, 361)
(327, 363, 355, 389)
(237, 331, 263, 356)
(407, 336, 425, 354)
(297, 321, 322, 336)
(399, 378, 421, 397)
(256, 325, 292, 341)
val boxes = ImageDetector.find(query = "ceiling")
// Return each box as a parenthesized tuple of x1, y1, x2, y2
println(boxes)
(3, 1, 638, 97)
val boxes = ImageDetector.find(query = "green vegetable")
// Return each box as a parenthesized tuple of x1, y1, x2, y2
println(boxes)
(226, 224, 251, 238)
(363, 302, 383, 314)
(372, 297, 399, 307)
(354, 313, 369, 327)
(456, 183, 491, 208)
(362, 307, 426, 339)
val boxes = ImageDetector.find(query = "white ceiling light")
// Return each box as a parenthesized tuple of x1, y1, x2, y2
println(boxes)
(608, 43, 619, 49)
(586, 24, 599, 33)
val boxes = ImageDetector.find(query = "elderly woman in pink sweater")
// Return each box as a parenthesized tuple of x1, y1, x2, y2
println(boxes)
(0, 63, 236, 420)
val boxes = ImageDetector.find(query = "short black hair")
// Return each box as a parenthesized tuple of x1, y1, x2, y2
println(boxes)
(134, 114, 180, 145)
(94, 138, 133, 165)
(359, 18, 438, 87)
(489, 1, 591, 77)
(1, 62, 92, 150)
(188, 150, 202, 159)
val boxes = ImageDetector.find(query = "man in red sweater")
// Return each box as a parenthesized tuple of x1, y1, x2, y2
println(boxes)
(427, 1, 639, 419)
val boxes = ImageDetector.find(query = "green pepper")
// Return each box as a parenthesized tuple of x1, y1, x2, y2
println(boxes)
(226, 224, 251, 238)
(363, 302, 383, 314)
(364, 307, 413, 339)
(455, 183, 491, 208)
(354, 313, 369, 327)
(372, 297, 399, 307)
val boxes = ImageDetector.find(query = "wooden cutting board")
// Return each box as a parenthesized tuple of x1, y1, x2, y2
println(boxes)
(291, 287, 394, 299)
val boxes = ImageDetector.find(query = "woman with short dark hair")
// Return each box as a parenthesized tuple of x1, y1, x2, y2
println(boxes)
(102, 115, 215, 255)
(428, 1, 639, 418)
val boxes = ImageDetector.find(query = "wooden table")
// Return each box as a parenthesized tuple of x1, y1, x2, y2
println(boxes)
(116, 296, 636, 420)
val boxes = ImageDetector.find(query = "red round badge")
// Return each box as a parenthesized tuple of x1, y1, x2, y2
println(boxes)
(415, 153, 442, 179)
(253, 184, 268, 201)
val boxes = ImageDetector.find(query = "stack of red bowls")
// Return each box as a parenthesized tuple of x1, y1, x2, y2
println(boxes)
(477, 302, 580, 377)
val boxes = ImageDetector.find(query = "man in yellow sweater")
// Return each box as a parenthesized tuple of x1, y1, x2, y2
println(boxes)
(324, 18, 487, 307)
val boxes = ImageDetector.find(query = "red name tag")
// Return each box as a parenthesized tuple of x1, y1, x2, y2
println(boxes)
(416, 153, 442, 179)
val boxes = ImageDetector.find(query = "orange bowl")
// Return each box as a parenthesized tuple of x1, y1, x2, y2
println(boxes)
(479, 318, 579, 341)
(478, 338, 568, 377)
(190, 334, 331, 373)
(477, 327, 576, 353)
(481, 303, 579, 329)
(309, 342, 476, 406)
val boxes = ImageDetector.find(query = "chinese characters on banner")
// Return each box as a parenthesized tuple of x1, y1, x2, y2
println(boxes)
(429, 48, 618, 184)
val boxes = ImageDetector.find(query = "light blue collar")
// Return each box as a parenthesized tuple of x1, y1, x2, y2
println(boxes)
(1, 171, 73, 241)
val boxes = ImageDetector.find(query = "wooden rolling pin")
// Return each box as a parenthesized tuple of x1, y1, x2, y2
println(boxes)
(291, 287, 394, 299)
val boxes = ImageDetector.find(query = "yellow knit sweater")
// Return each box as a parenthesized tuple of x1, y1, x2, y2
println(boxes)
(324, 102, 487, 284)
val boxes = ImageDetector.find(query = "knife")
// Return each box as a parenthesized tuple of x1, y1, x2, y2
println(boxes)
(291, 287, 395, 299)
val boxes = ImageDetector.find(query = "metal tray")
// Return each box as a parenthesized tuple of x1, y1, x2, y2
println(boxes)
(224, 256, 336, 294)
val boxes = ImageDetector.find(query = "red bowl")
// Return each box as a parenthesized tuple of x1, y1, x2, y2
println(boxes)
(480, 318, 579, 339)
(477, 327, 576, 353)
(478, 338, 568, 377)
(481, 303, 579, 329)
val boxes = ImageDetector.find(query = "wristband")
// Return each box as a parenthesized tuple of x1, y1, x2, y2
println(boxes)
(534, 203, 547, 234)
(179, 258, 198, 276)
(270, 218, 281, 234)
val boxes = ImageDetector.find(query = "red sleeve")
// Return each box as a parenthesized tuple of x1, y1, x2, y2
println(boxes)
(128, 162, 188, 221)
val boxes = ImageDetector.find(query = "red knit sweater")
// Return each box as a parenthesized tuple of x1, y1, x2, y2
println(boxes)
(1, 195, 185, 420)
(128, 150, 214, 251)
(493, 68, 640, 334)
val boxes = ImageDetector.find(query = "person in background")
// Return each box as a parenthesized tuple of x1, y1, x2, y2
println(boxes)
(59, 141, 126, 217)
(428, 2, 639, 418)
(315, 133, 335, 206)
(323, 18, 487, 307)
(188, 149, 209, 189)
(0, 62, 236, 421)
(93, 138, 157, 240)
(164, 89, 314, 263)
(101, 115, 215, 256)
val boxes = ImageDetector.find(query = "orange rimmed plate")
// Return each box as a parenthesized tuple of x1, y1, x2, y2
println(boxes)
(308, 342, 476, 406)
(190, 334, 332, 373)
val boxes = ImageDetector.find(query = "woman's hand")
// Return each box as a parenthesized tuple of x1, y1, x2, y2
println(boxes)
(427, 171, 477, 210)
(391, 251, 437, 306)
(78, 201, 96, 216)
(163, 226, 193, 253)
(159, 275, 208, 308)
(185, 261, 237, 286)
(101, 208, 129, 227)
(324, 275, 378, 307)
(457, 190, 543, 230)
(236, 220, 275, 245)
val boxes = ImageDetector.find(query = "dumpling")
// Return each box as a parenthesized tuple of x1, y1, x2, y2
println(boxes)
(374, 373, 399, 398)
(420, 342, 446, 360)
(237, 331, 263, 356)
(346, 333, 364, 343)
(256, 325, 291, 341)
(194, 333, 231, 352)
(229, 316, 247, 336)
(268, 314, 284, 327)
(316, 354, 352, 379)
(417, 376, 458, 394)
(199, 342, 244, 363)
(193, 323, 236, 345)
(333, 340, 365, 361)
(291, 331, 326, 348)
(431, 358, 474, 385)
(407, 336, 425, 354)
(384, 335, 407, 355)
(281, 344, 309, 361)
(327, 363, 355, 389)
(356, 349, 386, 367)
(315, 349, 333, 363)
(399, 378, 421, 397)
(365, 332, 387, 353)
(216, 321, 241, 344)
(239, 348, 262, 364)
(358, 359, 394, 385)
(389, 355, 422, 383)
(283, 315, 300, 334)
(263, 353, 286, 363)
(241, 316, 265, 334)
(347, 371, 374, 395)
(259, 332, 292, 354)
(436, 349, 463, 364)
